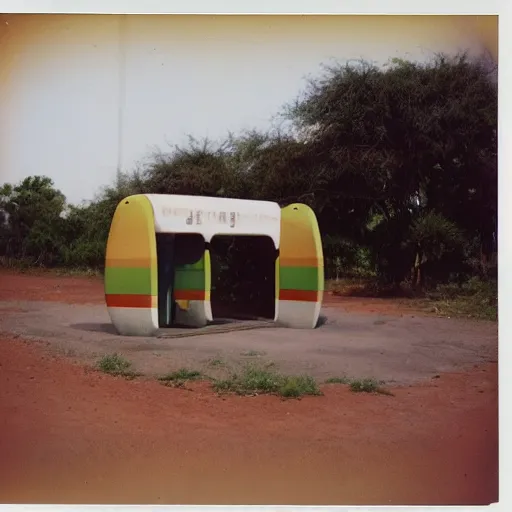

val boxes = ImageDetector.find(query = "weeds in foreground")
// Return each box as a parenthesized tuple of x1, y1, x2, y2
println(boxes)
(349, 378, 393, 395)
(158, 368, 204, 388)
(325, 376, 393, 395)
(208, 358, 225, 367)
(213, 365, 322, 398)
(97, 353, 140, 379)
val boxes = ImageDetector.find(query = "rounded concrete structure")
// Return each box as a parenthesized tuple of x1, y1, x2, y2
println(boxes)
(104, 194, 323, 335)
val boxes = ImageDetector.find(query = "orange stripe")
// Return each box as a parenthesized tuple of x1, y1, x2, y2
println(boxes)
(279, 289, 320, 302)
(279, 257, 321, 267)
(174, 290, 206, 301)
(106, 294, 157, 308)
(105, 258, 155, 268)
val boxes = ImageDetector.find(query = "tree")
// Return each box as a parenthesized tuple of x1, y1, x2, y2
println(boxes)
(286, 53, 497, 284)
(143, 137, 232, 197)
(0, 52, 497, 289)
(0, 176, 67, 265)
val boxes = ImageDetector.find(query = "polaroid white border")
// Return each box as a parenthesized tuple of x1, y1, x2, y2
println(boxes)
(0, 0, 503, 14)
(0, 1, 507, 512)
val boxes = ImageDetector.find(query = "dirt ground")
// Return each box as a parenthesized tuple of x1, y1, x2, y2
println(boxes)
(0, 272, 498, 385)
(0, 271, 499, 505)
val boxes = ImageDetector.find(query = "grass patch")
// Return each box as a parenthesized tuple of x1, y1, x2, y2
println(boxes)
(279, 375, 320, 398)
(327, 276, 497, 321)
(349, 378, 393, 395)
(414, 278, 497, 321)
(325, 375, 393, 395)
(158, 368, 204, 388)
(241, 350, 266, 357)
(213, 364, 322, 398)
(97, 353, 140, 379)
(208, 358, 225, 367)
(349, 378, 380, 393)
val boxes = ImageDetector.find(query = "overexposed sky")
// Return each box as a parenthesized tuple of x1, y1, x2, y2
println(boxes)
(0, 14, 498, 204)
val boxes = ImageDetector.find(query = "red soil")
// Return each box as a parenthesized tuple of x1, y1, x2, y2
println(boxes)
(0, 269, 423, 315)
(323, 293, 425, 316)
(0, 270, 499, 505)
(0, 270, 105, 304)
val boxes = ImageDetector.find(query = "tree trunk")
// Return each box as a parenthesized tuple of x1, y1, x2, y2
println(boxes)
(412, 250, 421, 291)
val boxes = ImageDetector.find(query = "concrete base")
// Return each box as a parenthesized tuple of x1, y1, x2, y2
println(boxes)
(107, 306, 159, 336)
(173, 300, 213, 328)
(276, 300, 322, 329)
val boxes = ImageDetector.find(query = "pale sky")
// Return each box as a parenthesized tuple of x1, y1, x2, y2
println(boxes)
(0, 15, 497, 205)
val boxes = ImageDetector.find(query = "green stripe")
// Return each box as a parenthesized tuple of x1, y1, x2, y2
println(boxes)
(180, 258, 204, 271)
(175, 268, 205, 291)
(174, 254, 206, 291)
(105, 267, 155, 295)
(280, 266, 324, 291)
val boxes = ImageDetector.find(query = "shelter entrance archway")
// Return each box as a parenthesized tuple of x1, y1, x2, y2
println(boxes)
(156, 232, 205, 328)
(209, 235, 277, 321)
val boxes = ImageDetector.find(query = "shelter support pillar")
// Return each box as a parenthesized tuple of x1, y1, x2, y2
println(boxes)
(173, 249, 213, 327)
(104, 195, 159, 336)
(276, 204, 324, 329)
